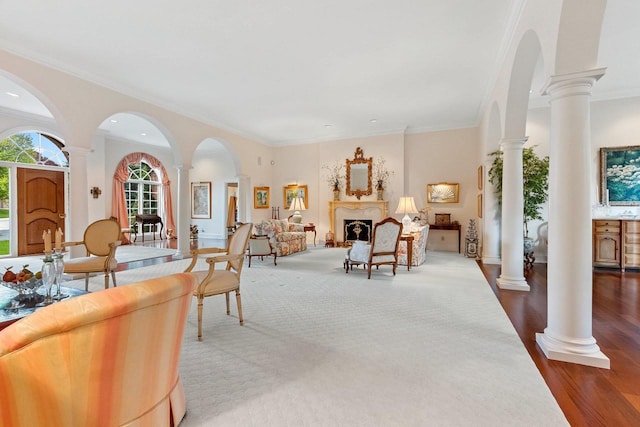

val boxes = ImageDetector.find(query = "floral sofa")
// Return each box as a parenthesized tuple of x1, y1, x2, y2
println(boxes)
(397, 224, 430, 266)
(255, 219, 307, 256)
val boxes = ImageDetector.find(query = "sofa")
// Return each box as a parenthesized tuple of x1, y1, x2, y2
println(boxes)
(397, 224, 430, 267)
(255, 219, 307, 256)
(0, 272, 197, 427)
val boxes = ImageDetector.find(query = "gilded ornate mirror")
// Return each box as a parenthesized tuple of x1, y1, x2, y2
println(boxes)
(346, 147, 372, 199)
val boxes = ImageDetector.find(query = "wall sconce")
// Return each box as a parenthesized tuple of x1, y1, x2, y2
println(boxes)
(90, 187, 102, 199)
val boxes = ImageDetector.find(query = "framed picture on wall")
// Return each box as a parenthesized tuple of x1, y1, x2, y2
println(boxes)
(283, 184, 308, 210)
(191, 182, 211, 219)
(254, 186, 270, 209)
(427, 182, 459, 203)
(600, 145, 640, 205)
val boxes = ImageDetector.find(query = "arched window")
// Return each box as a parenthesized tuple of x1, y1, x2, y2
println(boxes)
(0, 132, 68, 167)
(112, 152, 175, 244)
(124, 161, 162, 232)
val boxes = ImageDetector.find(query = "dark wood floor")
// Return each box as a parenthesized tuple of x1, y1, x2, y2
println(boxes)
(479, 262, 640, 427)
(122, 238, 640, 426)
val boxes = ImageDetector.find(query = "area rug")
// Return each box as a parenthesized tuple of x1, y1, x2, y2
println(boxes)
(60, 248, 569, 426)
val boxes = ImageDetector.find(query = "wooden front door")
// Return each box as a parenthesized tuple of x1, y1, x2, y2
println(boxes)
(17, 168, 66, 255)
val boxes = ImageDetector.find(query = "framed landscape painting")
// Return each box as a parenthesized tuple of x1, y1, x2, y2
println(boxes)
(283, 184, 308, 210)
(601, 146, 640, 205)
(191, 182, 211, 218)
(254, 186, 270, 209)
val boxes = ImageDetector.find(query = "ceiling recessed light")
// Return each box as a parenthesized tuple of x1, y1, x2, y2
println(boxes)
(324, 124, 332, 128)
(140, 132, 147, 136)
(370, 119, 377, 123)
(6, 92, 19, 98)
(110, 119, 118, 123)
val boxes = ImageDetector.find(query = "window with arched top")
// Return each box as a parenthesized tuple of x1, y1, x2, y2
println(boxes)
(124, 161, 162, 232)
(112, 152, 176, 243)
(0, 132, 68, 167)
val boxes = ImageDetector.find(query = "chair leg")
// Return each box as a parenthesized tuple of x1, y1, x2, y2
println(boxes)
(84, 274, 89, 291)
(111, 271, 117, 287)
(248, 255, 252, 267)
(104, 272, 109, 289)
(236, 290, 244, 326)
(197, 296, 204, 341)
(225, 292, 230, 315)
(367, 265, 372, 279)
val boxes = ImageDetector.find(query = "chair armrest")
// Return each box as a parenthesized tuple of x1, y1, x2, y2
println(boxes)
(205, 253, 243, 265)
(62, 241, 84, 248)
(184, 248, 227, 272)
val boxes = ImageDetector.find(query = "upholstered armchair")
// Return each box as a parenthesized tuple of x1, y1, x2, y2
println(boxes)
(63, 218, 122, 291)
(344, 217, 402, 279)
(185, 222, 253, 340)
(0, 272, 197, 426)
(247, 234, 277, 267)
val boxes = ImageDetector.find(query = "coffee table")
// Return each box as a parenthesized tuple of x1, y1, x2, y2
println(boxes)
(0, 286, 87, 331)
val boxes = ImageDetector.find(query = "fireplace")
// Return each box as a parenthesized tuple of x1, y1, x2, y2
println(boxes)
(344, 219, 373, 243)
(328, 200, 388, 244)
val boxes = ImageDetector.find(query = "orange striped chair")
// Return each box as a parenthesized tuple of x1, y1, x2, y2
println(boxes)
(0, 272, 197, 427)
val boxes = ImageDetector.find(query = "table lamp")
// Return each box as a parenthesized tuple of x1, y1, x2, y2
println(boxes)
(395, 196, 418, 233)
(288, 196, 306, 223)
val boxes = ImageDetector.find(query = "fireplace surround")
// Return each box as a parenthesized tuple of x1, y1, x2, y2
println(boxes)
(328, 200, 388, 244)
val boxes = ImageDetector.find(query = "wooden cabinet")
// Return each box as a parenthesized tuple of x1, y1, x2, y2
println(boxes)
(623, 220, 640, 271)
(592, 219, 640, 270)
(593, 220, 621, 267)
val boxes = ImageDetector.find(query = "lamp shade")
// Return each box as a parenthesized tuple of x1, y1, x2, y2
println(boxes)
(288, 196, 306, 223)
(288, 197, 307, 211)
(395, 197, 418, 215)
(395, 196, 418, 233)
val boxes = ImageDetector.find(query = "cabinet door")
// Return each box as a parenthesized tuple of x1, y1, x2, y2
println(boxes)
(594, 233, 621, 267)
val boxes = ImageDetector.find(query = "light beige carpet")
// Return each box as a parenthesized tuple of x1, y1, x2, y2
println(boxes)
(63, 248, 568, 426)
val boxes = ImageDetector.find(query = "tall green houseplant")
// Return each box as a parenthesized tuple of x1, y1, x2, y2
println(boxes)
(488, 147, 550, 238)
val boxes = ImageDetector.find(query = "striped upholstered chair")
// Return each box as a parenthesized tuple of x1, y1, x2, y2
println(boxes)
(0, 272, 197, 426)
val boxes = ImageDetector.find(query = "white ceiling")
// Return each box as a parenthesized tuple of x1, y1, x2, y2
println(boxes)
(0, 1, 638, 147)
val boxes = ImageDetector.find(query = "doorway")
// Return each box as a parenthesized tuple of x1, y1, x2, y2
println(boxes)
(17, 167, 66, 255)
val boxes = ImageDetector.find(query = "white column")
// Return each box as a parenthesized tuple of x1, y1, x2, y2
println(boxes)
(536, 68, 609, 368)
(482, 158, 501, 264)
(237, 175, 250, 223)
(175, 165, 191, 258)
(496, 138, 529, 291)
(64, 146, 91, 258)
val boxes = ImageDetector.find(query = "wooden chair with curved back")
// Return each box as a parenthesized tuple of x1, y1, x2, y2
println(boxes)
(184, 222, 253, 340)
(344, 217, 403, 279)
(63, 218, 122, 291)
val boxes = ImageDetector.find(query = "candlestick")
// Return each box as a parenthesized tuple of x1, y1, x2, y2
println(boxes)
(43, 229, 52, 253)
(55, 228, 63, 251)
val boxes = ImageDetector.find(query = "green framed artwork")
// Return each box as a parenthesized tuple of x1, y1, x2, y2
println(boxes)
(601, 146, 640, 205)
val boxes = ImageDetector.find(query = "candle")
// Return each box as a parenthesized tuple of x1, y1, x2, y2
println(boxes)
(43, 229, 52, 253)
(55, 228, 63, 251)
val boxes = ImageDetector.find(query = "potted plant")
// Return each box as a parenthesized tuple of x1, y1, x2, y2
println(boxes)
(321, 161, 345, 200)
(373, 158, 394, 200)
(488, 146, 550, 252)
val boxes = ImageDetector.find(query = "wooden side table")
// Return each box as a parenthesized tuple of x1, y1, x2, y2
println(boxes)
(399, 234, 414, 271)
(304, 224, 317, 246)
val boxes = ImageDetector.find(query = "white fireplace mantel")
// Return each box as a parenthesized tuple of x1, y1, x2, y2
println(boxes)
(329, 200, 389, 242)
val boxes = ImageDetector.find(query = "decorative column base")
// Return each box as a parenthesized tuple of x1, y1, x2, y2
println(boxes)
(536, 331, 610, 369)
(496, 275, 530, 291)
